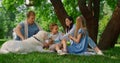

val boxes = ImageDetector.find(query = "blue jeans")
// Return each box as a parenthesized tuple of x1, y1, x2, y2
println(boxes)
(88, 37, 97, 48)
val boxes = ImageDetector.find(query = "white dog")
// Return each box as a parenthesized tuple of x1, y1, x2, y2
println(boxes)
(0, 31, 49, 54)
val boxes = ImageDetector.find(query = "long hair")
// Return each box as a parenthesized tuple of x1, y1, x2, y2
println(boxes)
(65, 16, 74, 33)
(74, 16, 86, 38)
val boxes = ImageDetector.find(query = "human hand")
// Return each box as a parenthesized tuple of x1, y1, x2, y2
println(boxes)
(48, 39, 54, 45)
(68, 34, 73, 39)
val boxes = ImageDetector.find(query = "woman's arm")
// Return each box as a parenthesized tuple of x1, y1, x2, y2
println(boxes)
(62, 25, 75, 40)
(68, 34, 82, 43)
(14, 24, 25, 40)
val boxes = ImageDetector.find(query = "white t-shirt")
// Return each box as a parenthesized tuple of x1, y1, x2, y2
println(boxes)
(49, 32, 63, 43)
(62, 24, 76, 40)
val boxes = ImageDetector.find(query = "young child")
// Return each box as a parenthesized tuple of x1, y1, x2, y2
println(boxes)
(44, 23, 67, 54)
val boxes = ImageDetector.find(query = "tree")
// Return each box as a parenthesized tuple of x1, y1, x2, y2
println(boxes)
(98, 0, 120, 50)
(78, 0, 100, 43)
(63, 0, 81, 21)
(50, 0, 100, 43)
(50, 0, 69, 29)
(1, 0, 120, 50)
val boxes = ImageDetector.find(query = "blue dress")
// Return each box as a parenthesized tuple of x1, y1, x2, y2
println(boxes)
(67, 28, 88, 54)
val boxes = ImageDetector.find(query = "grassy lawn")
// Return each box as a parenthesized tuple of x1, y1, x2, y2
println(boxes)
(0, 39, 120, 63)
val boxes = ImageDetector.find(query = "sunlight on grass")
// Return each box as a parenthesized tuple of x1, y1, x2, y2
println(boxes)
(115, 44, 120, 47)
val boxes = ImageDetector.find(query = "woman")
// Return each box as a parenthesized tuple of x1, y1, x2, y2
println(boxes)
(62, 16, 75, 43)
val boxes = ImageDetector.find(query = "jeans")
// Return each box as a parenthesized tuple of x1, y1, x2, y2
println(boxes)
(88, 37, 97, 48)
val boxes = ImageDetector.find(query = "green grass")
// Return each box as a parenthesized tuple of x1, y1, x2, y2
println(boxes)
(0, 40, 120, 63)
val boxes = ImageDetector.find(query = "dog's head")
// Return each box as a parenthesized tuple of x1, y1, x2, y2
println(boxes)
(34, 31, 49, 42)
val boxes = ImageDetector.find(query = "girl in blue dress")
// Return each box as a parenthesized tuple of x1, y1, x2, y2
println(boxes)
(67, 16, 88, 54)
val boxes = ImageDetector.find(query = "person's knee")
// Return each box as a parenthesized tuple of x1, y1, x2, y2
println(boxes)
(55, 44, 59, 48)
(61, 39, 67, 44)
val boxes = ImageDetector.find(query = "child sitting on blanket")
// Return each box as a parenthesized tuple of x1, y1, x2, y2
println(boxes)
(43, 23, 67, 54)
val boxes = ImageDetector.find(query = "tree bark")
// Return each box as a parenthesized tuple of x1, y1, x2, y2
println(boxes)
(98, 0, 120, 50)
(93, 0, 100, 43)
(88, 0, 93, 12)
(78, 0, 99, 43)
(50, 0, 69, 29)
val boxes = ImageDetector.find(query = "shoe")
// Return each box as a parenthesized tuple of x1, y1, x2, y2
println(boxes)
(97, 51, 104, 55)
(57, 50, 67, 55)
(57, 50, 62, 53)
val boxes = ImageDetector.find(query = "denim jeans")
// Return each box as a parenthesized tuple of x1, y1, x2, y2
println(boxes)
(88, 37, 97, 48)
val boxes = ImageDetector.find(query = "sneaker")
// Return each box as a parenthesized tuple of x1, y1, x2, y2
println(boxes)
(57, 50, 62, 53)
(97, 51, 104, 55)
(57, 50, 67, 55)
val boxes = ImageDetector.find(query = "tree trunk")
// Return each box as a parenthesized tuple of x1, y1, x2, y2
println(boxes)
(50, 0, 69, 29)
(98, 0, 120, 50)
(88, 0, 93, 12)
(93, 0, 100, 43)
(78, 0, 99, 43)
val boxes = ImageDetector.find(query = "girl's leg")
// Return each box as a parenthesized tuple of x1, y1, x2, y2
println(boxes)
(61, 39, 67, 52)
(55, 40, 67, 55)
(94, 47, 103, 55)
(88, 37, 97, 49)
(55, 43, 65, 55)
(88, 37, 103, 55)
(55, 43, 62, 52)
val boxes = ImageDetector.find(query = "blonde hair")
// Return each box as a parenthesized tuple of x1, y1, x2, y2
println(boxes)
(74, 16, 86, 38)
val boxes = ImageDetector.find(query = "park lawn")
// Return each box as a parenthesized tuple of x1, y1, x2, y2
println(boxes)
(0, 40, 120, 63)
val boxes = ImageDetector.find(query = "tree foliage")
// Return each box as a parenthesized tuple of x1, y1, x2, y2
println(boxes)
(0, 0, 119, 44)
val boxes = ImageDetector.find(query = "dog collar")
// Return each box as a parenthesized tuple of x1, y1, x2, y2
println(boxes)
(33, 36, 42, 42)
